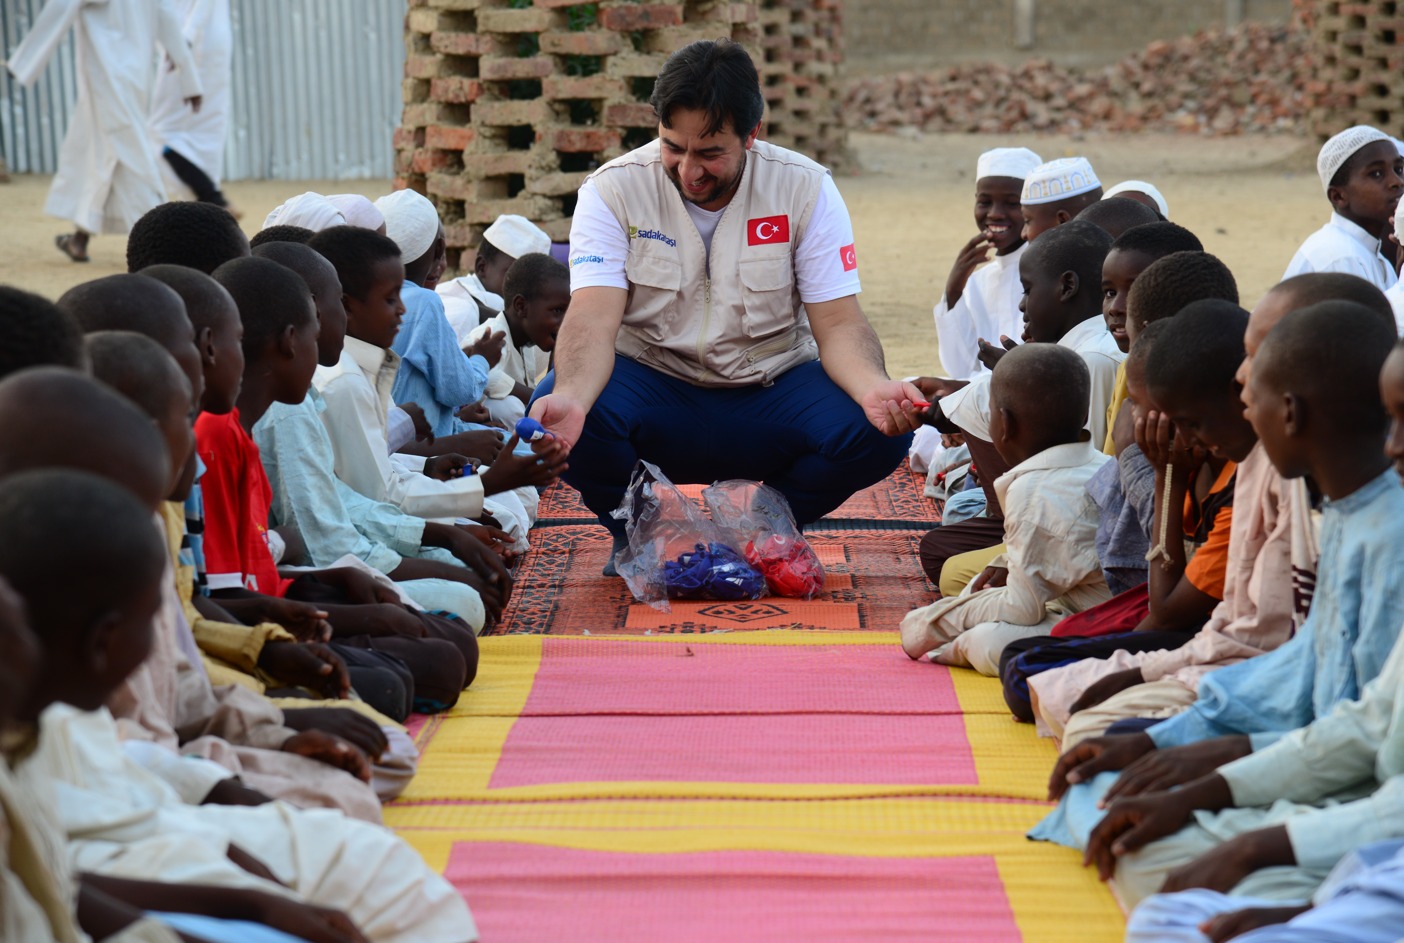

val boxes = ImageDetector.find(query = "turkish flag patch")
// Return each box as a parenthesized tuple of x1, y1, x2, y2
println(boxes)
(840, 243, 858, 271)
(747, 215, 790, 246)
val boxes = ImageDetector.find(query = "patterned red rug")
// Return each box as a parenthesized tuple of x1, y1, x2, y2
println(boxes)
(494, 526, 935, 636)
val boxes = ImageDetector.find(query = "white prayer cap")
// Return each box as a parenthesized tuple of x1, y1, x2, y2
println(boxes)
(482, 214, 551, 259)
(976, 147, 1043, 182)
(1318, 125, 1392, 193)
(374, 189, 441, 262)
(1020, 157, 1101, 205)
(262, 192, 346, 232)
(327, 194, 386, 231)
(1104, 180, 1170, 219)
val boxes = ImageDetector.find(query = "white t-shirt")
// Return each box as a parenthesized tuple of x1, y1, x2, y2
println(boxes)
(569, 172, 862, 304)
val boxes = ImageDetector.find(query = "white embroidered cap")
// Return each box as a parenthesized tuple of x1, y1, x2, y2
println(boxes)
(976, 147, 1043, 182)
(262, 192, 346, 232)
(482, 214, 552, 258)
(327, 194, 386, 232)
(374, 189, 441, 262)
(1317, 125, 1392, 193)
(1104, 180, 1170, 219)
(1020, 158, 1101, 205)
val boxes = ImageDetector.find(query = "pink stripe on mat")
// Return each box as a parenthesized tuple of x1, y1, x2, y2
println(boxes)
(447, 843, 1022, 943)
(522, 639, 963, 715)
(489, 712, 977, 786)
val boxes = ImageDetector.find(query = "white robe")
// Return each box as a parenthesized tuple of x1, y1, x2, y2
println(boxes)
(436, 274, 502, 346)
(18, 703, 478, 943)
(150, 0, 231, 192)
(7, 0, 203, 235)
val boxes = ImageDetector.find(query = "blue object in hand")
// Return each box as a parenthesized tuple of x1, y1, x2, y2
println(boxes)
(515, 417, 550, 442)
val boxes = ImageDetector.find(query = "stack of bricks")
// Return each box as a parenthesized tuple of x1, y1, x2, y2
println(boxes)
(1296, 0, 1404, 139)
(396, 0, 847, 271)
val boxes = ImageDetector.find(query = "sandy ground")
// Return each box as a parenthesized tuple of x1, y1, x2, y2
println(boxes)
(0, 131, 1321, 379)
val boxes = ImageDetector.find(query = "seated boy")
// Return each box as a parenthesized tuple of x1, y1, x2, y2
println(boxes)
(900, 344, 1111, 675)
(470, 252, 570, 426)
(918, 219, 1126, 593)
(1283, 125, 1401, 290)
(375, 189, 501, 439)
(251, 241, 515, 616)
(931, 146, 1042, 381)
(307, 226, 566, 545)
(1047, 301, 1404, 903)
(0, 468, 479, 942)
(1022, 303, 1251, 744)
(437, 213, 552, 341)
(1000, 319, 1235, 726)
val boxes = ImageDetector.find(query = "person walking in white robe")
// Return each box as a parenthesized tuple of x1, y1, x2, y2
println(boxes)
(150, 0, 233, 212)
(6, 0, 203, 261)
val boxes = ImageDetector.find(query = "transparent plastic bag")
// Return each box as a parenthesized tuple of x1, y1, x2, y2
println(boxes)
(702, 480, 826, 599)
(612, 461, 765, 611)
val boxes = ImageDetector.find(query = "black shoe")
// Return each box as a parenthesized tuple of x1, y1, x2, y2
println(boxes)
(602, 534, 628, 577)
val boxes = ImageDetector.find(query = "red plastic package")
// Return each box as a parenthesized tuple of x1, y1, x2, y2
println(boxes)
(702, 481, 825, 599)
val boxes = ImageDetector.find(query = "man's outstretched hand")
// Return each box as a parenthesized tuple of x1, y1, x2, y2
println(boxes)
(528, 393, 584, 450)
(862, 379, 928, 436)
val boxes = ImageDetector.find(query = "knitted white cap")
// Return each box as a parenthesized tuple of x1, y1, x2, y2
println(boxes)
(976, 147, 1043, 182)
(262, 192, 345, 232)
(1020, 158, 1101, 205)
(1104, 180, 1170, 220)
(327, 194, 386, 231)
(1318, 125, 1392, 193)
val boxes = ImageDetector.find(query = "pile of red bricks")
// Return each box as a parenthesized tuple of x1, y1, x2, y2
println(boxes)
(842, 20, 1318, 137)
(396, 0, 846, 270)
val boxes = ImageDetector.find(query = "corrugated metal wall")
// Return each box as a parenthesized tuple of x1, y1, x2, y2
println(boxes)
(0, 0, 406, 179)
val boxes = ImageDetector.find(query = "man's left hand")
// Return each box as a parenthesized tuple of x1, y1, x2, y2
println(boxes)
(862, 379, 927, 436)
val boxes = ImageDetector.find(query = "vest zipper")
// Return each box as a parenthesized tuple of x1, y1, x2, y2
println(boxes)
(744, 328, 798, 364)
(695, 274, 713, 383)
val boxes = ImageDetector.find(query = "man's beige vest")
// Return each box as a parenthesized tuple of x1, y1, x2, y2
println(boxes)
(588, 138, 828, 387)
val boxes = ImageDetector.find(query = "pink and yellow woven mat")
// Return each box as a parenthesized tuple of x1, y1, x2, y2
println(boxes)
(388, 631, 1125, 941)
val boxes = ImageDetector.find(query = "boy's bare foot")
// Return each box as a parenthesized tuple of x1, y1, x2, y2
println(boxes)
(55, 233, 90, 262)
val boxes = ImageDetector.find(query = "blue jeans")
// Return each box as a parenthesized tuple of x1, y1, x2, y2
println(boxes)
(534, 355, 911, 536)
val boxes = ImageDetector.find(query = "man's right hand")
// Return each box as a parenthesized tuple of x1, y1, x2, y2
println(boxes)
(529, 393, 586, 450)
(1047, 732, 1156, 801)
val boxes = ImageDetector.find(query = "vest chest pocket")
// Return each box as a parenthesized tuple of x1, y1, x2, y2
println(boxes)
(624, 250, 683, 342)
(739, 255, 797, 338)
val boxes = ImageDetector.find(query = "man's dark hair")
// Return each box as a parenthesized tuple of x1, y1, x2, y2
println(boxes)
(0, 287, 85, 379)
(250, 225, 316, 248)
(651, 39, 765, 137)
(126, 201, 250, 274)
(307, 226, 401, 301)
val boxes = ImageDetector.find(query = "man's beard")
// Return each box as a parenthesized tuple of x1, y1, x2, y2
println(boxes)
(667, 151, 746, 207)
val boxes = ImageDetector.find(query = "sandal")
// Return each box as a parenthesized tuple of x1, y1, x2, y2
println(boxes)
(55, 234, 90, 263)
